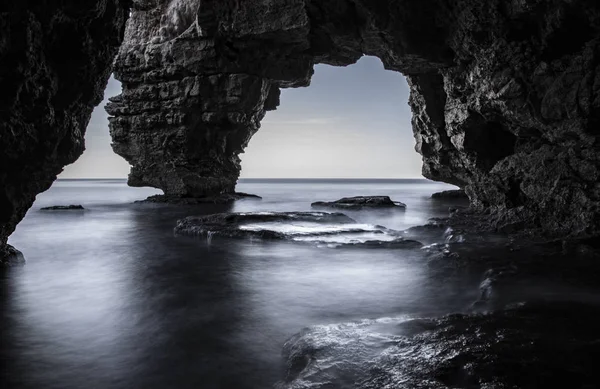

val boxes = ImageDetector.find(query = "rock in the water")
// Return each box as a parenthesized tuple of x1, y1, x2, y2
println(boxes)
(107, 0, 600, 237)
(311, 196, 406, 209)
(138, 193, 261, 205)
(175, 212, 358, 239)
(174, 212, 421, 248)
(431, 190, 468, 200)
(0, 1, 129, 254)
(40, 205, 85, 211)
(0, 244, 25, 266)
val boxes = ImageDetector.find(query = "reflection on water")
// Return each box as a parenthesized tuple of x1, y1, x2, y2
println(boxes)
(4, 178, 566, 389)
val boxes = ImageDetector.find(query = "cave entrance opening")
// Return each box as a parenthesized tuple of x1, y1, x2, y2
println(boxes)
(238, 56, 422, 181)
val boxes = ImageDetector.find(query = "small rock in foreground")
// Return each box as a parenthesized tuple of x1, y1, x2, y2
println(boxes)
(311, 196, 406, 210)
(41, 205, 84, 211)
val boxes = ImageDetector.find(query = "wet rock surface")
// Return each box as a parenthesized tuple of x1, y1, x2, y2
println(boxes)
(0, 1, 129, 254)
(40, 205, 85, 211)
(276, 222, 600, 389)
(108, 0, 600, 236)
(279, 302, 600, 389)
(174, 211, 422, 248)
(311, 196, 406, 210)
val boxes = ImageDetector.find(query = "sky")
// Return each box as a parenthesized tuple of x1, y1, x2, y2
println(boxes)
(60, 56, 422, 179)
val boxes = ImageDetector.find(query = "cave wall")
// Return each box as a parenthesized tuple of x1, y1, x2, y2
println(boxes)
(109, 0, 600, 236)
(0, 1, 129, 262)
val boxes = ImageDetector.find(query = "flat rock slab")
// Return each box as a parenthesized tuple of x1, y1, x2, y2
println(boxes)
(175, 212, 356, 239)
(311, 196, 406, 210)
(40, 205, 84, 210)
(174, 211, 422, 249)
(138, 192, 261, 205)
(431, 190, 468, 200)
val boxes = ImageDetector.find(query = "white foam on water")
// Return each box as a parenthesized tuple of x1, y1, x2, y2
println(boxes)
(239, 222, 380, 235)
(236, 221, 405, 244)
(292, 232, 400, 244)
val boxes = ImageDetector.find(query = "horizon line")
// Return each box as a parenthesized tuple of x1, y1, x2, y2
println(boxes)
(56, 177, 429, 180)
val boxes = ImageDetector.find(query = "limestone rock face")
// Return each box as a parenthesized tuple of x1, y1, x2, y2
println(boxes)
(109, 0, 600, 236)
(0, 1, 129, 258)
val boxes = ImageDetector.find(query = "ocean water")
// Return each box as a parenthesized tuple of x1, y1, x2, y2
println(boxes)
(5, 179, 592, 389)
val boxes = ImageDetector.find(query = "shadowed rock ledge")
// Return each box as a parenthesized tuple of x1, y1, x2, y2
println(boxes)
(431, 190, 469, 200)
(138, 192, 261, 204)
(108, 0, 600, 237)
(0, 1, 129, 262)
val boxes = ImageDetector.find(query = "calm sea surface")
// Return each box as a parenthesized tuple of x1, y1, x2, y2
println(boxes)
(0, 179, 492, 388)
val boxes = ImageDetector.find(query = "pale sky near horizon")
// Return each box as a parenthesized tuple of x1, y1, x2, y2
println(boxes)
(60, 56, 423, 179)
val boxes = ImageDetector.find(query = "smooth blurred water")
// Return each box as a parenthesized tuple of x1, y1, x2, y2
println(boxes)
(1, 179, 478, 389)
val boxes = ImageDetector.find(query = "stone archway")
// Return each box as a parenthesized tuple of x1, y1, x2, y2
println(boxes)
(106, 0, 456, 198)
(107, 0, 600, 236)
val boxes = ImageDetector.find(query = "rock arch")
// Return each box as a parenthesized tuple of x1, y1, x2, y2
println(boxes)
(107, 0, 600, 235)
(106, 0, 454, 198)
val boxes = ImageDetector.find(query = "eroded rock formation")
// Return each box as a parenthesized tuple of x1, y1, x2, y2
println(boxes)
(108, 0, 600, 236)
(0, 1, 129, 262)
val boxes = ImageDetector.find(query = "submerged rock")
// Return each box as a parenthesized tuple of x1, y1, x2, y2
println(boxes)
(311, 196, 406, 210)
(0, 244, 25, 266)
(174, 212, 421, 248)
(431, 190, 468, 200)
(137, 193, 261, 205)
(279, 302, 600, 389)
(40, 205, 84, 211)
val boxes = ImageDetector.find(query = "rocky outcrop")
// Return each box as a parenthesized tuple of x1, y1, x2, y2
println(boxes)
(281, 302, 600, 388)
(108, 0, 600, 237)
(0, 1, 129, 261)
(311, 196, 406, 209)
(431, 190, 469, 200)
